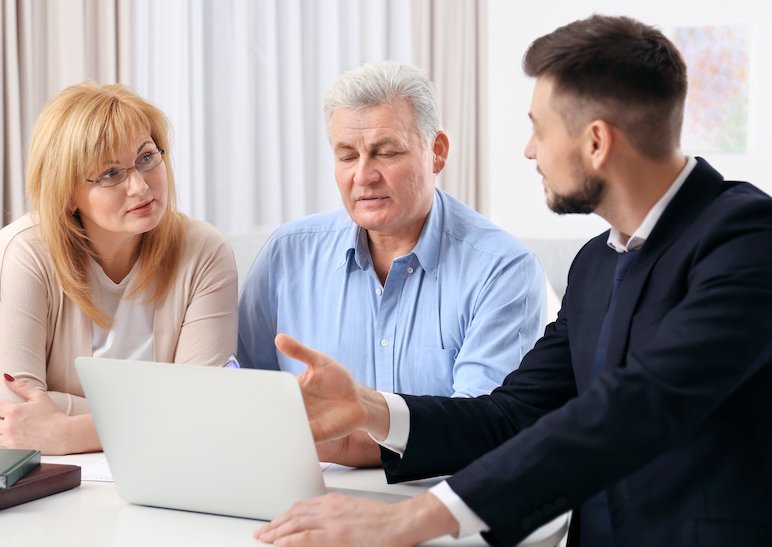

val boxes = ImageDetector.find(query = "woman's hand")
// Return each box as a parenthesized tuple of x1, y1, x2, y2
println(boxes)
(0, 374, 99, 454)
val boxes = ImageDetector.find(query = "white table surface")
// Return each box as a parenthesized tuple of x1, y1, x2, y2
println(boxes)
(0, 453, 568, 547)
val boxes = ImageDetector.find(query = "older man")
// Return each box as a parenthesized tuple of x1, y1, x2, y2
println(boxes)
(238, 61, 545, 466)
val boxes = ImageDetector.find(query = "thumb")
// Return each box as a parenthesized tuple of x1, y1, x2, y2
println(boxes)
(3, 374, 42, 401)
(275, 333, 331, 372)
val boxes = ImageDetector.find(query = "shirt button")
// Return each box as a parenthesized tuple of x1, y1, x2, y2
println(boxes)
(380, 338, 389, 347)
(375, 287, 383, 296)
(407, 267, 414, 274)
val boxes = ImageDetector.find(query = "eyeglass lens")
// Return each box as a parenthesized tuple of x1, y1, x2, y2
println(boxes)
(90, 150, 164, 188)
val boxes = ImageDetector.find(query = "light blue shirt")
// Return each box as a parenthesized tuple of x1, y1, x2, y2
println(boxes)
(238, 190, 546, 397)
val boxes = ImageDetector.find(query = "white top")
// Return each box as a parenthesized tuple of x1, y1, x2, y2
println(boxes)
(89, 260, 154, 361)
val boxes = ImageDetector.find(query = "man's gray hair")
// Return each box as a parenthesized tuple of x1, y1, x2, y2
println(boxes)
(322, 61, 442, 144)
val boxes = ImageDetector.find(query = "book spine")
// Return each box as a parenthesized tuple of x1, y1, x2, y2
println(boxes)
(0, 451, 41, 489)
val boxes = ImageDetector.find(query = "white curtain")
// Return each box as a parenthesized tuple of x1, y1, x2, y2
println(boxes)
(130, 0, 414, 234)
(412, 0, 487, 213)
(2, 1, 485, 231)
(1, 0, 26, 225)
(0, 0, 130, 227)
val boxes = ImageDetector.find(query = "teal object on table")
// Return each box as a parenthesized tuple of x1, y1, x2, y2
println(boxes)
(0, 449, 41, 489)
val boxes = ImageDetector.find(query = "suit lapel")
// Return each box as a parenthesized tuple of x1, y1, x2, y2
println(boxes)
(601, 158, 725, 374)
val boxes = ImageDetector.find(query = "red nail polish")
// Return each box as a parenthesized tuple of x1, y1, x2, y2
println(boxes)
(3, 373, 14, 382)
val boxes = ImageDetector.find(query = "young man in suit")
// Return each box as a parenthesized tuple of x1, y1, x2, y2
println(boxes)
(255, 15, 772, 546)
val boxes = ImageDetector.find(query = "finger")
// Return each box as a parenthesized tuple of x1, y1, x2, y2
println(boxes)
(256, 527, 319, 546)
(2, 376, 41, 402)
(255, 515, 319, 545)
(259, 527, 324, 546)
(255, 497, 328, 540)
(275, 334, 331, 372)
(274, 530, 328, 546)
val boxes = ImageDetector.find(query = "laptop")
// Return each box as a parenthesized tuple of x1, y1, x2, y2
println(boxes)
(76, 356, 403, 520)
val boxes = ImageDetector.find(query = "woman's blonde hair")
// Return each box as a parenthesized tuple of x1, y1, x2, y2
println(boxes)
(26, 82, 185, 327)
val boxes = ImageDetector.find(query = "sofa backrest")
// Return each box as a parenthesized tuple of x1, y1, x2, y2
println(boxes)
(227, 231, 587, 323)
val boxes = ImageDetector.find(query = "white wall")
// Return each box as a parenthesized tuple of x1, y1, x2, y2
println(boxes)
(484, 0, 772, 240)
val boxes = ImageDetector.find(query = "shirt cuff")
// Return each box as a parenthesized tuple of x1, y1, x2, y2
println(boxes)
(429, 481, 489, 538)
(369, 391, 410, 456)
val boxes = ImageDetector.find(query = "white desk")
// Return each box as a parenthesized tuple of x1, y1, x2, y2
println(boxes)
(0, 454, 568, 547)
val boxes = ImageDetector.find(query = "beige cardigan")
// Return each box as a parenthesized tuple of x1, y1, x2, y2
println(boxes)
(0, 214, 238, 415)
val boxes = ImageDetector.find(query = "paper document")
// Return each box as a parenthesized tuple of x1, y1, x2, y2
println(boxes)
(41, 453, 113, 482)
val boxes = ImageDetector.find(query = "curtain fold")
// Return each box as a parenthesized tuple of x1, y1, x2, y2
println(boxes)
(1, 0, 130, 228)
(1, 0, 27, 225)
(412, 0, 487, 213)
(2, 1, 485, 231)
(130, 0, 414, 234)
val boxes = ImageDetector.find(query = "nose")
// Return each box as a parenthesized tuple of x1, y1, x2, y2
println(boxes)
(125, 168, 149, 196)
(353, 157, 379, 186)
(524, 134, 536, 160)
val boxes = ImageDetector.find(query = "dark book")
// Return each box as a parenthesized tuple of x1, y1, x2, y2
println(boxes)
(0, 463, 81, 510)
(0, 449, 40, 489)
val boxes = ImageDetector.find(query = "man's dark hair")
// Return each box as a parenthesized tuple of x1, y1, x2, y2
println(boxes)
(523, 15, 688, 159)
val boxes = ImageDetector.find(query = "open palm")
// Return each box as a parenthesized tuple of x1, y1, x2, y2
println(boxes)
(275, 333, 369, 442)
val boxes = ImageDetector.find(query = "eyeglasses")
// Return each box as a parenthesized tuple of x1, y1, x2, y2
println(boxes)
(86, 149, 165, 188)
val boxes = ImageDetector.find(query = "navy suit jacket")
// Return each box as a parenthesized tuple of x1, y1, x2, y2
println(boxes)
(382, 158, 772, 546)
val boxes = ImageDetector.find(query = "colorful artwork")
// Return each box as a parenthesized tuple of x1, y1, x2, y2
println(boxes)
(672, 25, 750, 154)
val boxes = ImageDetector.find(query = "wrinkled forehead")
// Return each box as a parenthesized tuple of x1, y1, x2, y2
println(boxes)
(329, 100, 423, 149)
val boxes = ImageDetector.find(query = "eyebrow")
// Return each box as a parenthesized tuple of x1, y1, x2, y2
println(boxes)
(136, 141, 154, 154)
(101, 141, 156, 167)
(528, 112, 542, 129)
(333, 136, 402, 152)
(369, 137, 400, 148)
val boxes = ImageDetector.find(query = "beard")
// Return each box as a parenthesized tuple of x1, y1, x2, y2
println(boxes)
(546, 153, 606, 215)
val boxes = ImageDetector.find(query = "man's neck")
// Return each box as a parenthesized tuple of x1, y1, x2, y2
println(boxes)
(598, 152, 688, 238)
(367, 228, 423, 285)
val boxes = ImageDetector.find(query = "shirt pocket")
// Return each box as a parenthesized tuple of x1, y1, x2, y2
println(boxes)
(404, 346, 459, 397)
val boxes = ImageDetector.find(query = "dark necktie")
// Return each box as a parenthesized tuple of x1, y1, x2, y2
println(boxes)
(581, 250, 639, 546)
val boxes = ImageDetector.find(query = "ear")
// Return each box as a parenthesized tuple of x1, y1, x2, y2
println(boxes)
(431, 131, 450, 174)
(586, 120, 613, 170)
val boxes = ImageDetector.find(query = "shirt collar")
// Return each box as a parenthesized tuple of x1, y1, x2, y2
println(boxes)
(607, 155, 697, 253)
(338, 190, 443, 274)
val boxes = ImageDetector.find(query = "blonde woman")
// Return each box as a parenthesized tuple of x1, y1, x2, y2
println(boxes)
(0, 83, 238, 454)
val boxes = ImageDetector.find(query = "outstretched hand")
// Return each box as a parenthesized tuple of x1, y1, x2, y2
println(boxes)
(275, 334, 390, 442)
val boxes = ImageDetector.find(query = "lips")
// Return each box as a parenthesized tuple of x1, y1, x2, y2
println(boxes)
(127, 199, 154, 213)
